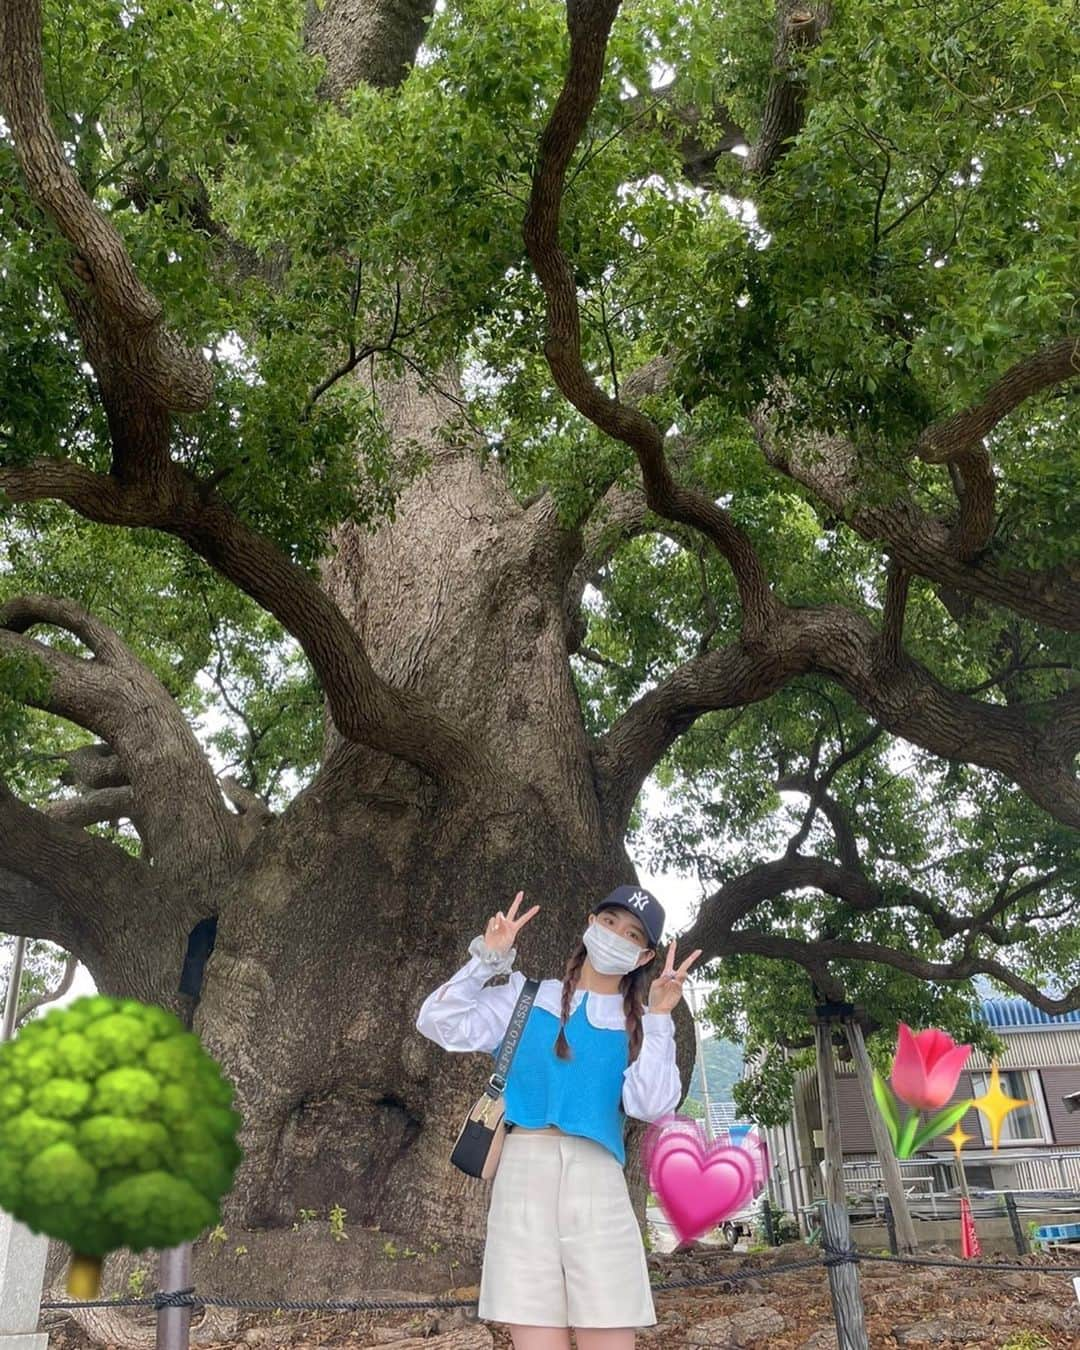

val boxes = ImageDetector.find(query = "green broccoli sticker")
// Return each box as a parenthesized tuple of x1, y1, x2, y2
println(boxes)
(0, 994, 243, 1298)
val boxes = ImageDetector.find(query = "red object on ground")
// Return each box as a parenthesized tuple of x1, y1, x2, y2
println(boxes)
(959, 1195, 981, 1258)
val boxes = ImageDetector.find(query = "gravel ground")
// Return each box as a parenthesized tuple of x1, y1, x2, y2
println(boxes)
(39, 1245, 1080, 1350)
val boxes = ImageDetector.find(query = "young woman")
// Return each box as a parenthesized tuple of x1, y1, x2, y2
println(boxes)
(416, 884, 701, 1350)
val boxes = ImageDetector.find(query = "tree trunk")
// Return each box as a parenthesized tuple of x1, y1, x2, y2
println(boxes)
(37, 428, 693, 1265)
(843, 1019, 919, 1254)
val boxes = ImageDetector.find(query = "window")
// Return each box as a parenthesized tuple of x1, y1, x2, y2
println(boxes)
(970, 1069, 1052, 1145)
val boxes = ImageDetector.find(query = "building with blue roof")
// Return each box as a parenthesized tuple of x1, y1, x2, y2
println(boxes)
(979, 997, 1080, 1030)
(760, 994, 1080, 1227)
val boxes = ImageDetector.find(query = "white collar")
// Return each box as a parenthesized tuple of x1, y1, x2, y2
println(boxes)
(533, 978, 627, 1030)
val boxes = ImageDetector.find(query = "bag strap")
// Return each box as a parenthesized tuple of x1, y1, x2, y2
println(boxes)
(486, 977, 540, 1097)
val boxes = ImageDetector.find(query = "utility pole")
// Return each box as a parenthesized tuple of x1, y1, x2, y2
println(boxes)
(0, 937, 27, 1042)
(686, 981, 714, 1141)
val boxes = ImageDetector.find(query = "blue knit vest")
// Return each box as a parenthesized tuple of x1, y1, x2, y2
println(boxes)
(493, 995, 630, 1164)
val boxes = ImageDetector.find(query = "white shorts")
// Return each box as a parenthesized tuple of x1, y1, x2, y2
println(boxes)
(477, 1128, 656, 1329)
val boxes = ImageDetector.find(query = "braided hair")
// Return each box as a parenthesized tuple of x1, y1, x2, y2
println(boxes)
(553, 923, 656, 1065)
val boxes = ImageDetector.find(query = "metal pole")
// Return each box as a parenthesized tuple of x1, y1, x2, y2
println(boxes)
(882, 1197, 898, 1256)
(158, 1000, 196, 1350)
(157, 1244, 193, 1350)
(1004, 1192, 1028, 1255)
(1, 936, 27, 1042)
(686, 981, 714, 1141)
(761, 1196, 776, 1247)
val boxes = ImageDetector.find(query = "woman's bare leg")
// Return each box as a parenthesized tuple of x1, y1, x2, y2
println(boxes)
(573, 1329, 635, 1349)
(508, 1325, 572, 1350)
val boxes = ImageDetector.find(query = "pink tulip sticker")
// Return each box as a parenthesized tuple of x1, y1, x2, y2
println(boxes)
(874, 1024, 974, 1158)
(892, 1025, 972, 1111)
(642, 1116, 762, 1245)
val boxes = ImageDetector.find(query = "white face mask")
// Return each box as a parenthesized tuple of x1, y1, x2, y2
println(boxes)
(582, 922, 646, 977)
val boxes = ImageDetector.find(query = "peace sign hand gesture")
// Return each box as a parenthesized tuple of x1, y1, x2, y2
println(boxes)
(483, 890, 540, 956)
(647, 940, 703, 1015)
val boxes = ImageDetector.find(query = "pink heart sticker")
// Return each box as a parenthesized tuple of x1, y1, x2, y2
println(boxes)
(640, 1112, 701, 1184)
(648, 1127, 757, 1245)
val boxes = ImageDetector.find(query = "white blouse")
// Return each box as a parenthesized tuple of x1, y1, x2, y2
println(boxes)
(415, 936, 683, 1123)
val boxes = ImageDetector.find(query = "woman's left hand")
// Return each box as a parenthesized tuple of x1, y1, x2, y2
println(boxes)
(647, 940, 703, 1014)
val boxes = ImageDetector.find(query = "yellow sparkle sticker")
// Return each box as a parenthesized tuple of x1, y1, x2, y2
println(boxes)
(971, 1062, 1031, 1151)
(943, 1121, 974, 1157)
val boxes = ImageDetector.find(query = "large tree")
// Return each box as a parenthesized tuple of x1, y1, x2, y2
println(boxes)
(1, 0, 1078, 1268)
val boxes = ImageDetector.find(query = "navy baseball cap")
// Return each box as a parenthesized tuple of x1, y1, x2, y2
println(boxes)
(592, 885, 665, 949)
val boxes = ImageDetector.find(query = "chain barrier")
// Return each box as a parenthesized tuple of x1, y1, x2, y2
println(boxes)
(40, 1243, 1080, 1317)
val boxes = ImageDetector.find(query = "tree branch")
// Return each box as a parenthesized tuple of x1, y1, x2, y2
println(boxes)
(753, 415, 1080, 631)
(594, 602, 1080, 834)
(0, 0, 211, 418)
(524, 0, 775, 637)
(57, 743, 127, 790)
(0, 594, 239, 879)
(220, 775, 275, 850)
(0, 778, 149, 956)
(745, 4, 832, 178)
(14, 950, 79, 1030)
(592, 636, 794, 831)
(719, 927, 1080, 1017)
(0, 0, 489, 790)
(44, 786, 136, 829)
(0, 460, 488, 787)
(915, 337, 1080, 465)
(880, 563, 910, 665)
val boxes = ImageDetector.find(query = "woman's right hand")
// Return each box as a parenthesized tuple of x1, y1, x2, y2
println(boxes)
(483, 891, 540, 955)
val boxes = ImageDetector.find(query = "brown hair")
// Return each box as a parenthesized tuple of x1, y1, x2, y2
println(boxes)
(553, 938, 656, 1065)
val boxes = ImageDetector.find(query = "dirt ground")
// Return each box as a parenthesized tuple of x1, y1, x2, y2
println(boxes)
(38, 1244, 1080, 1350)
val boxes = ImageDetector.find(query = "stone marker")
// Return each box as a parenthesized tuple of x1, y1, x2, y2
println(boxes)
(0, 1211, 49, 1350)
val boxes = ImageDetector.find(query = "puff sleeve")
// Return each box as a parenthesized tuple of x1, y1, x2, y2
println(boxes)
(415, 936, 526, 1056)
(621, 1011, 682, 1122)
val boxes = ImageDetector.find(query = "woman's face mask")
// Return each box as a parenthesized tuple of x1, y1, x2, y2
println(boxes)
(582, 919, 649, 976)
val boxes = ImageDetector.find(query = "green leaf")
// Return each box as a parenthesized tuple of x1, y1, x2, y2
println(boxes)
(911, 1100, 974, 1154)
(872, 1071, 901, 1151)
(897, 1111, 921, 1159)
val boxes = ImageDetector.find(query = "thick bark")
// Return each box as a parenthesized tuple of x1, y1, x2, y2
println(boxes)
(744, 3, 832, 178)
(304, 0, 436, 99)
(0, 783, 197, 1018)
(0, 596, 239, 879)
(190, 768, 693, 1245)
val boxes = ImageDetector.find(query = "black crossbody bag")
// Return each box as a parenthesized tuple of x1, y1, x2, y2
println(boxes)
(450, 977, 539, 1181)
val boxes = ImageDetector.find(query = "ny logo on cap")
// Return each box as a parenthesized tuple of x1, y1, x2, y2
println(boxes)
(626, 890, 650, 912)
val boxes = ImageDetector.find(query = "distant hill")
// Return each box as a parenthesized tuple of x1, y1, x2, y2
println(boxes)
(687, 1036, 743, 1103)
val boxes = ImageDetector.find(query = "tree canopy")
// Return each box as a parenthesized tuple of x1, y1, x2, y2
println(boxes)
(1, 0, 1078, 1023)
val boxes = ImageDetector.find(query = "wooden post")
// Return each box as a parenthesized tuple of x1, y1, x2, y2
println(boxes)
(843, 1019, 919, 1254)
(814, 1020, 846, 1207)
(159, 927, 213, 1350)
(821, 1201, 870, 1350)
